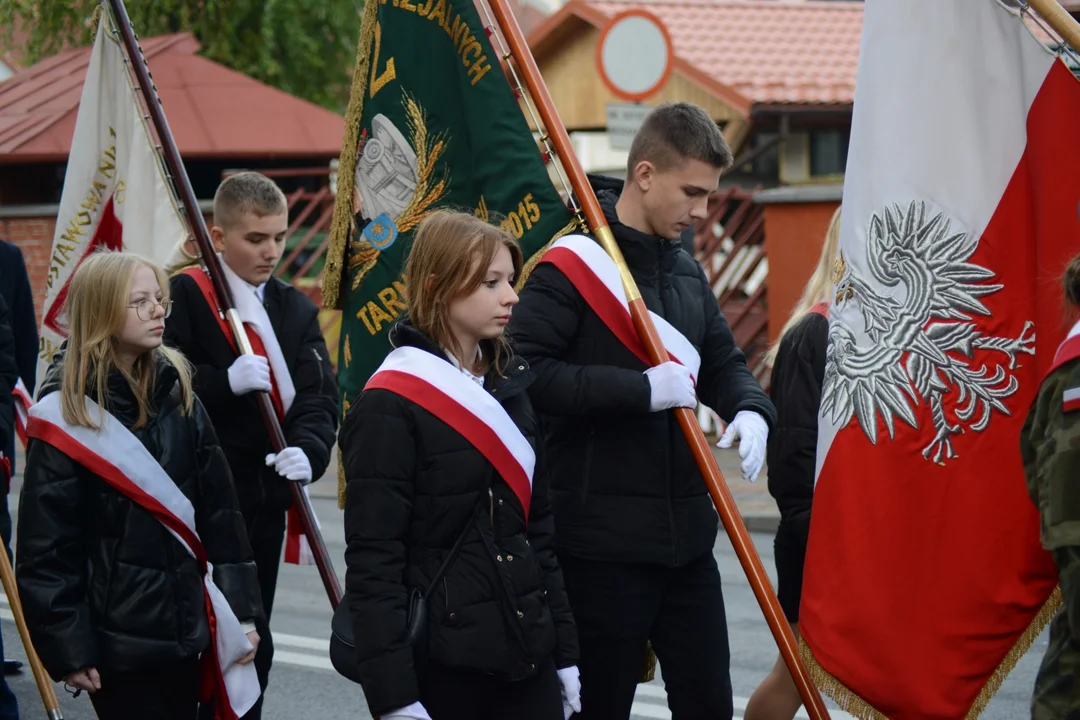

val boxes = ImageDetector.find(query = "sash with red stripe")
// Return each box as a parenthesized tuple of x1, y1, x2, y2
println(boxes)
(12, 378, 31, 449)
(26, 392, 260, 719)
(1048, 318, 1080, 412)
(365, 346, 535, 520)
(538, 235, 702, 383)
(182, 267, 317, 565)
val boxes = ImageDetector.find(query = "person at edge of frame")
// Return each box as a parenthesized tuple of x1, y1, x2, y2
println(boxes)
(1025, 251, 1080, 720)
(743, 206, 841, 720)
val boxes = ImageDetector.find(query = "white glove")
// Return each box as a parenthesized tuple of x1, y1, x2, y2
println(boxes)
(380, 701, 432, 720)
(265, 447, 312, 483)
(228, 354, 272, 395)
(644, 362, 696, 411)
(716, 410, 769, 482)
(558, 665, 582, 720)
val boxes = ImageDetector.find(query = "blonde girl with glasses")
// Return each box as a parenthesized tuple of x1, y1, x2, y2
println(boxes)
(16, 250, 263, 720)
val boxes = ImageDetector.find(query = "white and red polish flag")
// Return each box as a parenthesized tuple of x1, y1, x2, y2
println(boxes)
(800, 2, 1080, 717)
(37, 13, 189, 383)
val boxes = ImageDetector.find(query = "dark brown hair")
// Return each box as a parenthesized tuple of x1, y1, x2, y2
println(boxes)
(626, 102, 734, 176)
(1066, 252, 1080, 308)
(405, 210, 523, 374)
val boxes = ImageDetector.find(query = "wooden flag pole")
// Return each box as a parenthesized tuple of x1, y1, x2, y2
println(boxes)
(0, 537, 63, 719)
(483, 1, 831, 717)
(1027, 0, 1080, 53)
(104, 0, 343, 608)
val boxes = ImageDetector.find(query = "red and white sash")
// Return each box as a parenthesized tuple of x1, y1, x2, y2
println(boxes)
(26, 392, 260, 719)
(183, 264, 317, 565)
(12, 378, 31, 448)
(365, 346, 535, 520)
(538, 235, 702, 383)
(1049, 318, 1080, 412)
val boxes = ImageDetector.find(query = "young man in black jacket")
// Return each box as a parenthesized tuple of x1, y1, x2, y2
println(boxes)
(509, 103, 776, 720)
(164, 172, 338, 719)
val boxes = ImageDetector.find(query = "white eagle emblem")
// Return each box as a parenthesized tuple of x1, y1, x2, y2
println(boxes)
(822, 201, 1035, 464)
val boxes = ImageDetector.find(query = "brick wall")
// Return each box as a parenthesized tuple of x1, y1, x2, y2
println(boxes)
(2, 216, 57, 327)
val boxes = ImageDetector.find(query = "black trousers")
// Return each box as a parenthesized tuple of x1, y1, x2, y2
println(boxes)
(419, 658, 564, 720)
(561, 551, 733, 720)
(90, 656, 201, 720)
(199, 504, 285, 720)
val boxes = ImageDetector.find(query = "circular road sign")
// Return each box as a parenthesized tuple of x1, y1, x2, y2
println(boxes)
(595, 9, 674, 103)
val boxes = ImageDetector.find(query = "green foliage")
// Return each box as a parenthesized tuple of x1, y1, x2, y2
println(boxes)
(0, 0, 364, 111)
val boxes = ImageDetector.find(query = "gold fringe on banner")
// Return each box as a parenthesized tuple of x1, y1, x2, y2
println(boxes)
(321, 0, 380, 312)
(799, 584, 1062, 720)
(799, 639, 889, 720)
(966, 585, 1061, 719)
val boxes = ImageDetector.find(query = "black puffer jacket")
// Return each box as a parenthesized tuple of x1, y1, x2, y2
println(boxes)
(164, 272, 338, 515)
(16, 353, 263, 681)
(510, 178, 776, 567)
(766, 310, 828, 520)
(341, 322, 577, 717)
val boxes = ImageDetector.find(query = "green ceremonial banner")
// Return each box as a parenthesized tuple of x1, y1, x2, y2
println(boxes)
(323, 0, 579, 429)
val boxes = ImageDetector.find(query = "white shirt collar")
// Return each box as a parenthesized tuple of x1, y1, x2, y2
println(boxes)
(220, 255, 267, 302)
(444, 346, 485, 388)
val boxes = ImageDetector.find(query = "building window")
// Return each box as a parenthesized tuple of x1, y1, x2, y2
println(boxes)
(810, 130, 849, 177)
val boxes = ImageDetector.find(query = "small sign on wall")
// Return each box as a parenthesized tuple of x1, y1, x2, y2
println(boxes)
(606, 103, 651, 150)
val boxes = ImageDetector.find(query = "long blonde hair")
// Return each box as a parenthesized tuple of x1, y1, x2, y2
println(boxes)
(405, 210, 523, 374)
(59, 251, 194, 429)
(763, 205, 842, 367)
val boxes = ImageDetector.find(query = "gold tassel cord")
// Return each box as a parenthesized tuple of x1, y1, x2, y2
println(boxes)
(799, 585, 1063, 720)
(321, 0, 380, 312)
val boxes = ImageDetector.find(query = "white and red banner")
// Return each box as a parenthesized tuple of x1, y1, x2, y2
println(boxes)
(365, 346, 535, 519)
(37, 13, 188, 382)
(801, 2, 1080, 717)
(26, 392, 260, 719)
(539, 235, 702, 383)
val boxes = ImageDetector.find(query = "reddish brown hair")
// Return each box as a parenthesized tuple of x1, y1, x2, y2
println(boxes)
(405, 210, 523, 373)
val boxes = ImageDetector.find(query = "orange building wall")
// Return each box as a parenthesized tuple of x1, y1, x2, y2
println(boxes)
(762, 201, 840, 344)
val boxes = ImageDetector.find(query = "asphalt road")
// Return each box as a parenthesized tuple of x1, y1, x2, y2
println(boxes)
(0, 486, 1043, 719)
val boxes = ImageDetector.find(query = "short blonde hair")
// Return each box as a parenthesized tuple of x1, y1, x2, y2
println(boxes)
(59, 251, 194, 428)
(213, 171, 288, 230)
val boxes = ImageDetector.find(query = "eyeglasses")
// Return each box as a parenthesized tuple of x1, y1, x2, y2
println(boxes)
(128, 298, 173, 322)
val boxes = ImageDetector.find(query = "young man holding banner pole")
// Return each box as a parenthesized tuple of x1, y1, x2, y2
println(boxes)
(511, 103, 776, 720)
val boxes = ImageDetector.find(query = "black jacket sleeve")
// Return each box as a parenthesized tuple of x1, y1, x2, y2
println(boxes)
(164, 274, 235, 414)
(191, 399, 264, 625)
(6, 246, 37, 394)
(511, 263, 651, 416)
(526, 426, 578, 668)
(341, 389, 419, 716)
(0, 295, 15, 462)
(765, 313, 828, 515)
(15, 439, 97, 681)
(282, 302, 338, 482)
(695, 266, 776, 427)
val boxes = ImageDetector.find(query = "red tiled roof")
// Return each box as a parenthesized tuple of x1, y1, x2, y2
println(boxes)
(528, 0, 864, 109)
(0, 32, 345, 163)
